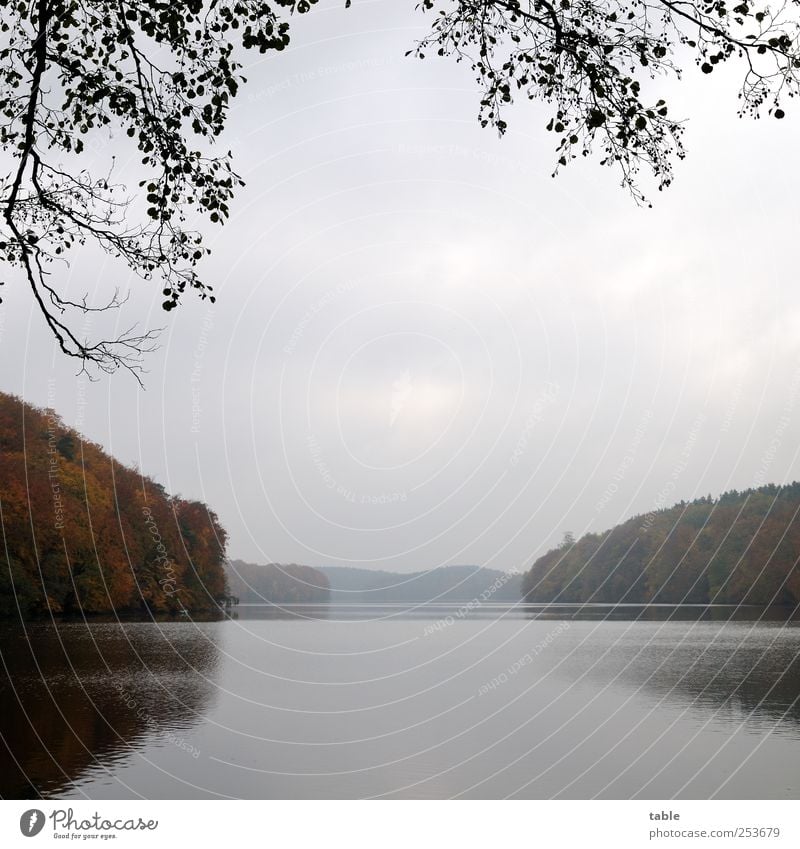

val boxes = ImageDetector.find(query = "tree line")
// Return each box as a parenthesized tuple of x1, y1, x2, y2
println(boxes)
(522, 483, 800, 605)
(225, 560, 330, 604)
(0, 391, 228, 616)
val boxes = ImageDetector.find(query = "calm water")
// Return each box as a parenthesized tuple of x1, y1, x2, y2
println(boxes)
(2, 604, 800, 799)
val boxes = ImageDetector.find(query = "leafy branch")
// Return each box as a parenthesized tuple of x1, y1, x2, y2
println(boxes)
(412, 0, 800, 204)
(0, 0, 316, 380)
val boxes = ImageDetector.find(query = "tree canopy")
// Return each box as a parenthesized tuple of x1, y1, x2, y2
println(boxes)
(522, 483, 800, 605)
(1, 0, 798, 375)
(1, 0, 314, 377)
(0, 390, 228, 616)
(226, 559, 331, 603)
(414, 0, 800, 202)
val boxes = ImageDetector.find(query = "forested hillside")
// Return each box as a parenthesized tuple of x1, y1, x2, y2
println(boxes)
(522, 484, 800, 605)
(321, 565, 522, 603)
(225, 562, 521, 605)
(0, 392, 228, 617)
(226, 561, 330, 603)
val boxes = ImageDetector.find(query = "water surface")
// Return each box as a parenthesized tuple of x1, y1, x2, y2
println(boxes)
(1, 604, 799, 799)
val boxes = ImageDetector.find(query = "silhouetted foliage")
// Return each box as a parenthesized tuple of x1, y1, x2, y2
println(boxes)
(522, 483, 800, 604)
(0, 391, 228, 616)
(414, 0, 800, 204)
(559, 530, 576, 549)
(0, 0, 318, 377)
(3, 0, 800, 371)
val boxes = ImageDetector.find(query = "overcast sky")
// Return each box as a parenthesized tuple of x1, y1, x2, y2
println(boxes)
(3, 0, 800, 572)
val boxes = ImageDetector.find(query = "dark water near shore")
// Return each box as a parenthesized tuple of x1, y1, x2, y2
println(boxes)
(2, 604, 800, 799)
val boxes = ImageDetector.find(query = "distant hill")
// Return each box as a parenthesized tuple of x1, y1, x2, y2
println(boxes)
(320, 565, 522, 603)
(0, 392, 228, 617)
(226, 560, 330, 603)
(522, 483, 800, 605)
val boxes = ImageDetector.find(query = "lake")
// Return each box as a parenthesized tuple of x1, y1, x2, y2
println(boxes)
(2, 604, 799, 799)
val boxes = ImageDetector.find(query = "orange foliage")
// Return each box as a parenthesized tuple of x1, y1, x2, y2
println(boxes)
(0, 392, 228, 616)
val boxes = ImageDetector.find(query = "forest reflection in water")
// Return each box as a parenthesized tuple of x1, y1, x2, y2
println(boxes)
(0, 620, 220, 798)
(1, 605, 799, 799)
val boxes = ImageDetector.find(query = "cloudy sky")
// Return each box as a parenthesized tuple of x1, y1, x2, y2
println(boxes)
(3, 0, 800, 572)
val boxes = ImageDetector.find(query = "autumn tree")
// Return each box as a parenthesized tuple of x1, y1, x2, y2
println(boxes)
(0, 391, 229, 617)
(2, 0, 800, 374)
(521, 482, 800, 606)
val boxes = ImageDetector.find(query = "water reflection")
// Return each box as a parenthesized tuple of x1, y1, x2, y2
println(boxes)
(511, 607, 800, 730)
(2, 607, 800, 799)
(521, 603, 800, 623)
(0, 621, 220, 798)
(600, 622, 800, 731)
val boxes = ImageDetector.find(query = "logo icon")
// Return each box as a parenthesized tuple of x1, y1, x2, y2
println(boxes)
(19, 810, 45, 837)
